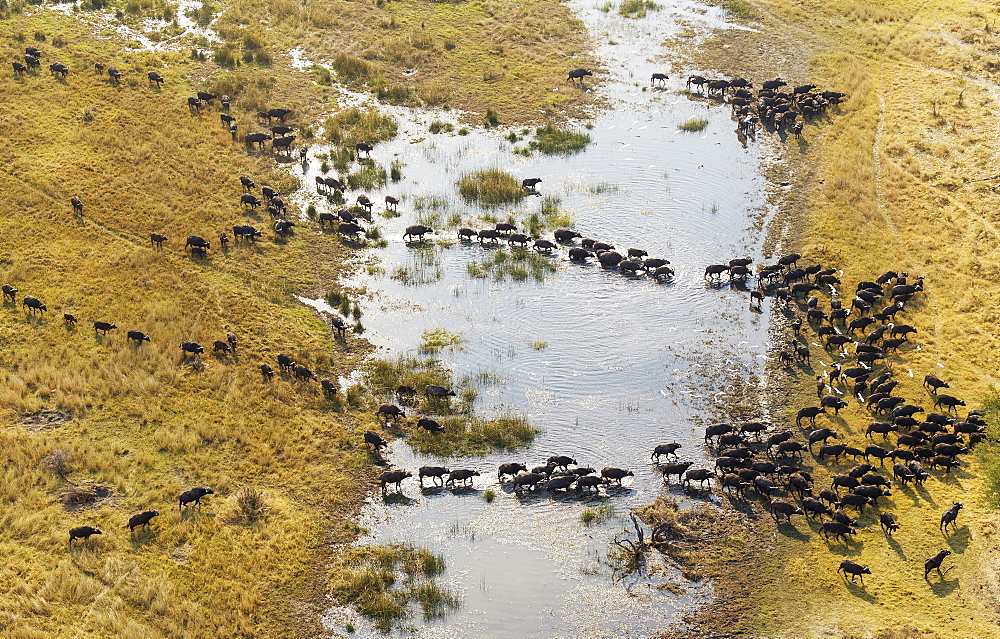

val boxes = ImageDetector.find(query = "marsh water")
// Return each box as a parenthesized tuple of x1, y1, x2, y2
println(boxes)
(293, 1, 781, 636)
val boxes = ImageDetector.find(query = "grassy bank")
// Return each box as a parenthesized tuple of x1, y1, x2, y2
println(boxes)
(0, 11, 383, 638)
(673, 0, 1000, 636)
(0, 0, 598, 629)
(214, 0, 599, 122)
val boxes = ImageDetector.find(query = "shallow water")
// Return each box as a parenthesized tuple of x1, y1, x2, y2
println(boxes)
(290, 2, 779, 637)
(36, 0, 221, 52)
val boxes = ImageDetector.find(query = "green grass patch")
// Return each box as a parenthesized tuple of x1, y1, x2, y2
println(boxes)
(419, 328, 467, 354)
(364, 357, 455, 399)
(429, 120, 455, 134)
(527, 125, 591, 155)
(523, 195, 574, 235)
(326, 288, 362, 318)
(580, 503, 615, 525)
(346, 161, 388, 191)
(408, 413, 538, 456)
(467, 247, 558, 282)
(619, 0, 662, 17)
(720, 0, 760, 20)
(457, 169, 526, 208)
(323, 108, 399, 148)
(679, 117, 709, 132)
(328, 544, 458, 631)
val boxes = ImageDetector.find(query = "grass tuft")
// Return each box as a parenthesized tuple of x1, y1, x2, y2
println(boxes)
(720, 0, 759, 20)
(457, 169, 526, 208)
(234, 486, 268, 524)
(419, 328, 466, 354)
(329, 544, 456, 631)
(467, 247, 558, 282)
(331, 52, 376, 81)
(324, 108, 399, 149)
(429, 120, 455, 134)
(527, 125, 591, 155)
(679, 117, 709, 132)
(618, 0, 662, 18)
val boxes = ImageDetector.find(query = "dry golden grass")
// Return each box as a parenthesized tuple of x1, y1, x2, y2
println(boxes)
(681, 0, 1000, 636)
(0, 11, 398, 638)
(247, 0, 600, 122)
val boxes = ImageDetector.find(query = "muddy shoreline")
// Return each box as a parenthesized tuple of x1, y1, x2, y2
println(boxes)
(645, 15, 818, 638)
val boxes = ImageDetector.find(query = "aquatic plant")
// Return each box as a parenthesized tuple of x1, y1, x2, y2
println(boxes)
(619, 0, 662, 17)
(467, 247, 558, 282)
(419, 328, 467, 354)
(679, 117, 709, 132)
(328, 544, 458, 631)
(408, 414, 538, 456)
(323, 108, 399, 148)
(581, 503, 615, 525)
(346, 161, 388, 190)
(457, 169, 526, 208)
(390, 159, 404, 182)
(527, 125, 592, 155)
(522, 195, 574, 235)
(429, 120, 455, 134)
(391, 244, 446, 285)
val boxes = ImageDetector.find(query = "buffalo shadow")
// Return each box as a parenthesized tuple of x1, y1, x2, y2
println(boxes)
(381, 492, 416, 507)
(843, 578, 878, 603)
(944, 525, 971, 552)
(927, 574, 959, 596)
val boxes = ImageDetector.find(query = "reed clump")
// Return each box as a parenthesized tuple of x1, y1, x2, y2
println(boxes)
(619, 0, 662, 17)
(419, 328, 466, 354)
(328, 544, 458, 631)
(678, 117, 709, 132)
(525, 125, 592, 155)
(323, 108, 399, 149)
(457, 169, 526, 208)
(467, 247, 558, 282)
(407, 414, 538, 457)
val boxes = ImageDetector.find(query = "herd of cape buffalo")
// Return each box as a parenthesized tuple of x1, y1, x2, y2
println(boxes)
(9, 47, 976, 590)
(679, 254, 978, 585)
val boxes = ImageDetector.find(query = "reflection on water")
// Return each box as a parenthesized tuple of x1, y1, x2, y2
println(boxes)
(289, 1, 778, 637)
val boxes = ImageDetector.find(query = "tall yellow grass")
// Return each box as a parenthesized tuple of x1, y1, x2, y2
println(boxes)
(0, 11, 382, 638)
(684, 0, 1000, 635)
